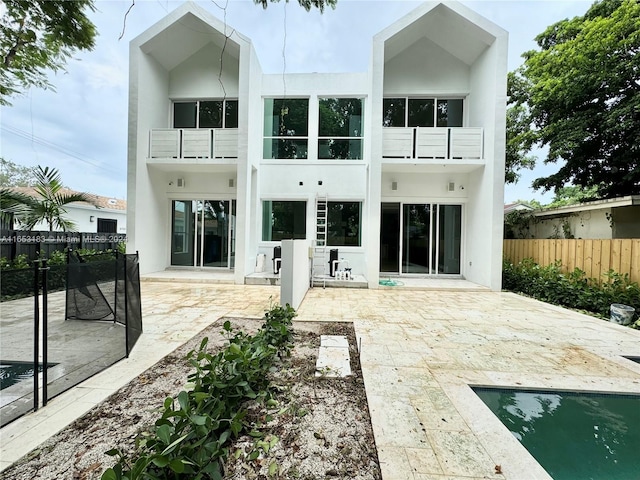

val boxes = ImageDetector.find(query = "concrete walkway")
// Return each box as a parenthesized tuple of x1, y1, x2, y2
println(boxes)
(2, 282, 640, 479)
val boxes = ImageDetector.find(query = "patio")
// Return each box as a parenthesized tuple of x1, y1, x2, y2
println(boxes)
(1, 281, 639, 478)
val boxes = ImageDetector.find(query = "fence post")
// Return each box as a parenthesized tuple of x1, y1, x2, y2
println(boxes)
(33, 261, 40, 412)
(41, 259, 49, 406)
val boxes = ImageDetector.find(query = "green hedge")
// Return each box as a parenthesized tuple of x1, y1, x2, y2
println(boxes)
(503, 258, 640, 327)
(0, 249, 118, 302)
(102, 303, 297, 480)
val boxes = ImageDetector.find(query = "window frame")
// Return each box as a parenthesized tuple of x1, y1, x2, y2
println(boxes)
(263, 98, 310, 160)
(326, 201, 362, 247)
(317, 97, 364, 160)
(97, 218, 117, 233)
(172, 99, 239, 129)
(383, 97, 465, 128)
(261, 200, 308, 241)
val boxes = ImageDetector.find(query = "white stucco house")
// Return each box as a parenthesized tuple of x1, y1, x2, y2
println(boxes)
(529, 196, 640, 240)
(127, 1, 508, 290)
(7, 187, 126, 234)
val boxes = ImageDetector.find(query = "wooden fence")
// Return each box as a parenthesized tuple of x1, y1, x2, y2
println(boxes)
(503, 239, 640, 284)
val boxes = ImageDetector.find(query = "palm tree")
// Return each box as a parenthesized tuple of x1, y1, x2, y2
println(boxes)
(0, 166, 100, 231)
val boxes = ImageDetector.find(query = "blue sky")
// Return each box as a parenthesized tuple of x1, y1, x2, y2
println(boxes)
(1, 0, 592, 203)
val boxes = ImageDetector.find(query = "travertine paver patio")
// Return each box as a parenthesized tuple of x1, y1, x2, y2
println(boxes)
(0, 283, 279, 471)
(296, 288, 640, 480)
(2, 282, 640, 479)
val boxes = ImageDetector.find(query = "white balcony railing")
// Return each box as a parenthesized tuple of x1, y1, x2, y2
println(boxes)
(149, 128, 238, 159)
(382, 127, 483, 160)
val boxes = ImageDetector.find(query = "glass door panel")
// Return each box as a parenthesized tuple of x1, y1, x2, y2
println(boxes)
(380, 203, 400, 273)
(438, 205, 461, 274)
(198, 200, 229, 267)
(171, 199, 232, 268)
(402, 204, 432, 274)
(171, 200, 195, 266)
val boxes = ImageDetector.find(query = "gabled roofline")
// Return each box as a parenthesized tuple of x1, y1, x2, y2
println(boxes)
(130, 1, 251, 50)
(373, 0, 507, 45)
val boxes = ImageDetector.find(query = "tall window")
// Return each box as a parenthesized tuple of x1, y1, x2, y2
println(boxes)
(263, 98, 309, 159)
(383, 98, 463, 127)
(262, 201, 307, 241)
(327, 202, 361, 246)
(318, 98, 363, 159)
(173, 100, 238, 129)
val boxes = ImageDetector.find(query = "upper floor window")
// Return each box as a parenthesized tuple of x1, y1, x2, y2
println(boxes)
(318, 98, 363, 160)
(173, 100, 238, 129)
(263, 98, 309, 159)
(383, 98, 463, 128)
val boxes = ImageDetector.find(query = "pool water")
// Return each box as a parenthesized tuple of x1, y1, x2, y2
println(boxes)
(474, 387, 640, 480)
(0, 361, 55, 390)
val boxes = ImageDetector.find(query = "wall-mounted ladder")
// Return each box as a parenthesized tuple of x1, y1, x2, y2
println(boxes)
(311, 195, 328, 287)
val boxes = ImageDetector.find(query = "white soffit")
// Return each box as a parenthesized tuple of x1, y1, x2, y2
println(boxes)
(139, 10, 242, 71)
(382, 3, 499, 66)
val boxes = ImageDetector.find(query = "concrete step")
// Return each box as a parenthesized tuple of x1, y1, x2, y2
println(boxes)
(315, 335, 351, 378)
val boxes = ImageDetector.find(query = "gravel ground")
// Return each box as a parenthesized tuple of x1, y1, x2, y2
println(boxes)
(0, 319, 381, 480)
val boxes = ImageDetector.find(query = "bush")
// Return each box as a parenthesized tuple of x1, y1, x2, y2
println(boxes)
(503, 258, 640, 326)
(102, 303, 296, 480)
(0, 248, 119, 301)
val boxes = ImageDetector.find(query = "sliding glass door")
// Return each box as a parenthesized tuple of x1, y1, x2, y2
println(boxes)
(171, 199, 235, 268)
(380, 202, 461, 275)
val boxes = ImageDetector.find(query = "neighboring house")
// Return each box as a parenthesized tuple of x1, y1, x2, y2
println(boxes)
(529, 196, 640, 240)
(504, 202, 535, 215)
(8, 187, 127, 233)
(127, 1, 508, 290)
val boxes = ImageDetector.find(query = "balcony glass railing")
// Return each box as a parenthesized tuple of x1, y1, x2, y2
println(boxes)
(382, 127, 483, 160)
(149, 128, 238, 159)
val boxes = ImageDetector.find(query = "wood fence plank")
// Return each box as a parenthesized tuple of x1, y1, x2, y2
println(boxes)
(561, 240, 570, 273)
(619, 239, 632, 277)
(631, 240, 640, 284)
(600, 240, 611, 277)
(584, 240, 593, 279)
(567, 240, 576, 272)
(575, 240, 584, 272)
(503, 239, 639, 283)
(611, 239, 621, 273)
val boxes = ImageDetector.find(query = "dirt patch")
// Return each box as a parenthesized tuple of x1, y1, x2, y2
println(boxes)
(1, 319, 381, 480)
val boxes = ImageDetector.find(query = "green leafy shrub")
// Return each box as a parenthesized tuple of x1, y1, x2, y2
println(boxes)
(102, 303, 296, 480)
(503, 258, 640, 326)
(0, 248, 119, 301)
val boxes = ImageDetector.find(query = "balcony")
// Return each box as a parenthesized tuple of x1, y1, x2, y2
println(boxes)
(382, 127, 483, 160)
(149, 128, 238, 160)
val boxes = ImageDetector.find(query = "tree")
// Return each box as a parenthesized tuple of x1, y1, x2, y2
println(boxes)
(545, 185, 601, 208)
(0, 165, 99, 231)
(0, 0, 97, 105)
(509, 0, 640, 198)
(505, 73, 537, 184)
(254, 0, 337, 12)
(0, 157, 34, 186)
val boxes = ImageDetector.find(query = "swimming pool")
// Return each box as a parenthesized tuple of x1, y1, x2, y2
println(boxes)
(473, 387, 640, 480)
(0, 361, 56, 390)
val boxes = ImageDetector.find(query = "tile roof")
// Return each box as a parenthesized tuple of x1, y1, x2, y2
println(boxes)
(7, 186, 126, 211)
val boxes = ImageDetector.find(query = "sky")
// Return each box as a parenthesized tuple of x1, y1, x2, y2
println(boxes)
(1, 0, 594, 203)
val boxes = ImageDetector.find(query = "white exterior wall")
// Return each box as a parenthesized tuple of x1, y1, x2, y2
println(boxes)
(67, 206, 126, 234)
(465, 21, 508, 290)
(257, 72, 371, 276)
(19, 205, 126, 234)
(533, 210, 614, 239)
(128, 1, 507, 290)
(169, 43, 239, 98)
(128, 48, 172, 273)
(383, 37, 470, 94)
